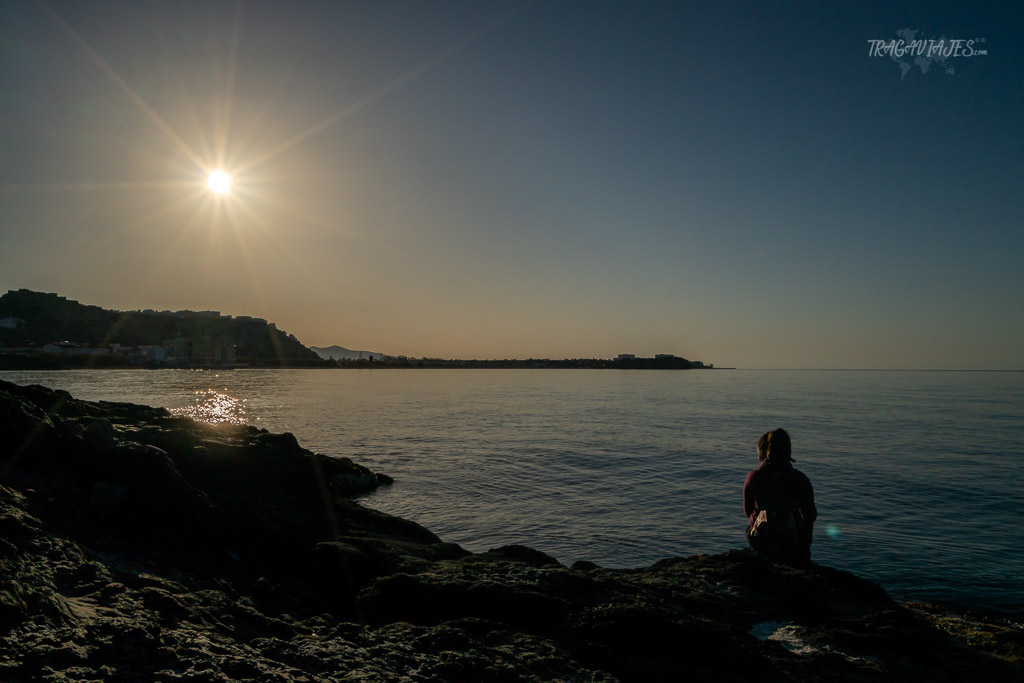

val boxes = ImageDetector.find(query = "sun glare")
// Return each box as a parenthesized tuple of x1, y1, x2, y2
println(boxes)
(207, 170, 232, 194)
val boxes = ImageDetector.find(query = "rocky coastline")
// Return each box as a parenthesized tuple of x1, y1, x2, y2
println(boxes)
(1, 379, 1020, 681)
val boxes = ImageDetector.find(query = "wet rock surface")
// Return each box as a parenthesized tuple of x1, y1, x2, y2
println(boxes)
(1, 379, 1021, 681)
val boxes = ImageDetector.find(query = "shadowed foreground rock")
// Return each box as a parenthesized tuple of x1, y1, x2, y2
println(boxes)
(1, 380, 1021, 681)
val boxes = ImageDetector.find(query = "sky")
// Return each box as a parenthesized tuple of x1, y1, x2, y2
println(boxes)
(1, 1, 1021, 369)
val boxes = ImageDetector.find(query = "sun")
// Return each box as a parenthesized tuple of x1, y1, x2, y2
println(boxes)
(207, 169, 232, 194)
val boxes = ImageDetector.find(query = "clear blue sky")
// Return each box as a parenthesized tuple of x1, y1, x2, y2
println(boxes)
(1, 1, 1021, 368)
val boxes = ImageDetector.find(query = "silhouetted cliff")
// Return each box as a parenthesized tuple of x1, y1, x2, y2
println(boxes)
(0, 289, 320, 364)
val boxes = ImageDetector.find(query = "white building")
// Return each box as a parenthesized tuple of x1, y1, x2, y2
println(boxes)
(42, 342, 110, 356)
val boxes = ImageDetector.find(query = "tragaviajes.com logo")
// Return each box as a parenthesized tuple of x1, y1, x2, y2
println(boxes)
(869, 28, 987, 80)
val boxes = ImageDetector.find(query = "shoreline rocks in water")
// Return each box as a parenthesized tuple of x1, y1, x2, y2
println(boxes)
(1, 379, 1021, 681)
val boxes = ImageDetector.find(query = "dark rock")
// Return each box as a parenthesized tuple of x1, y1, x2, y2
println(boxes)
(481, 544, 563, 567)
(89, 481, 126, 518)
(309, 542, 378, 591)
(306, 542, 380, 615)
(257, 431, 302, 453)
(139, 586, 188, 618)
(571, 560, 600, 571)
(248, 576, 303, 617)
(82, 417, 118, 451)
(0, 512, 40, 542)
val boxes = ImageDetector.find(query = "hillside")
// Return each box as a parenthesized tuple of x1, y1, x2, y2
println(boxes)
(310, 345, 386, 361)
(0, 289, 321, 365)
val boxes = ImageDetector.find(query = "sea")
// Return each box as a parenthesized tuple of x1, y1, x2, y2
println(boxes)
(2, 368, 1021, 617)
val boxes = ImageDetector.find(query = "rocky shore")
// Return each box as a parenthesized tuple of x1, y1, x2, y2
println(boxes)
(1, 379, 1021, 681)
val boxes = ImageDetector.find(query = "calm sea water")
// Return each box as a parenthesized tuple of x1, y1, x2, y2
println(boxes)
(2, 368, 1022, 616)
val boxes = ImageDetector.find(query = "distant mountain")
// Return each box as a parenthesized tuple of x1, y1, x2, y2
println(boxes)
(0, 289, 322, 364)
(310, 345, 386, 361)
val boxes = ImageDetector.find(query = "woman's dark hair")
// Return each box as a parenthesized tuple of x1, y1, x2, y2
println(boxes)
(757, 428, 793, 464)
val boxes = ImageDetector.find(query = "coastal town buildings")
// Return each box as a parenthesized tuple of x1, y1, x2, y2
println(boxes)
(132, 345, 167, 365)
(36, 337, 234, 367)
(42, 342, 111, 357)
(163, 338, 191, 365)
(188, 337, 237, 366)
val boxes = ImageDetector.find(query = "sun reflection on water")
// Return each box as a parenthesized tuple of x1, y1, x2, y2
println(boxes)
(170, 389, 247, 425)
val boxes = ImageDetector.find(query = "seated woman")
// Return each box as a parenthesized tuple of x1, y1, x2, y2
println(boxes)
(743, 428, 817, 566)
